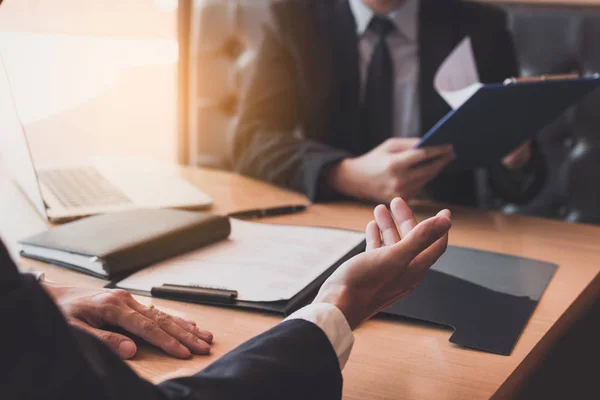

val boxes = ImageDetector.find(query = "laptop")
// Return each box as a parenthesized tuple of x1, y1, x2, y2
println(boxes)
(0, 54, 213, 223)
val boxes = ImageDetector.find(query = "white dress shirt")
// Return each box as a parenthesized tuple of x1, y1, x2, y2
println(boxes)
(285, 302, 355, 370)
(349, 0, 421, 138)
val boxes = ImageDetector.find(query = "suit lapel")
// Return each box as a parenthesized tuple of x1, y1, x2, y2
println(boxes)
(328, 0, 363, 154)
(418, 0, 460, 134)
(292, 0, 335, 137)
(293, 0, 361, 154)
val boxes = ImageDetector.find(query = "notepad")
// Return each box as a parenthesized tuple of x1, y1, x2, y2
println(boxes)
(19, 209, 231, 280)
(116, 219, 365, 302)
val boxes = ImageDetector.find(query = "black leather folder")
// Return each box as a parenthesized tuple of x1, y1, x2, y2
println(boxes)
(382, 246, 557, 355)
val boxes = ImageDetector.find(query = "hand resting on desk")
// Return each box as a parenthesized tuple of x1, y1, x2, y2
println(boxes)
(43, 284, 213, 359)
(314, 197, 452, 330)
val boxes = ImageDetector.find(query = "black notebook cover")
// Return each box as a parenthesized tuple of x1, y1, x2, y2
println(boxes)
(20, 209, 231, 280)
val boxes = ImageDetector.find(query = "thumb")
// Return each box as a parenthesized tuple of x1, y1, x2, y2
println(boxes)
(383, 138, 420, 152)
(393, 215, 451, 264)
(70, 319, 137, 359)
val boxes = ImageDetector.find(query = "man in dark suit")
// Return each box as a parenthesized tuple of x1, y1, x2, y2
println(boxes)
(1, 198, 451, 399)
(233, 0, 545, 207)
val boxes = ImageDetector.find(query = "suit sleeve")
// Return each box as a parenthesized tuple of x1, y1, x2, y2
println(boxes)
(468, 3, 547, 205)
(0, 242, 164, 400)
(160, 319, 343, 400)
(232, 3, 351, 202)
(0, 241, 342, 400)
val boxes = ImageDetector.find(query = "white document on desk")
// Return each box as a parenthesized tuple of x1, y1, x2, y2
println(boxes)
(116, 219, 365, 302)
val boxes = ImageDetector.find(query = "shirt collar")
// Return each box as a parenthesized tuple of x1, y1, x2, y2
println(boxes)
(348, 0, 419, 42)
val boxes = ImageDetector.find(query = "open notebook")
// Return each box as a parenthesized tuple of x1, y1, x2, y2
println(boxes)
(113, 219, 365, 313)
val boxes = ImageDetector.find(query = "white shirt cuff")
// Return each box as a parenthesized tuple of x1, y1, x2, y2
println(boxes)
(25, 270, 45, 282)
(284, 303, 355, 370)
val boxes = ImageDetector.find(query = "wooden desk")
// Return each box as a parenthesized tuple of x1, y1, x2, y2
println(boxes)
(1, 167, 599, 399)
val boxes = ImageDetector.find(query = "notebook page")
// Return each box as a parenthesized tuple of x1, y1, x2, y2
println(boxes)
(116, 220, 365, 302)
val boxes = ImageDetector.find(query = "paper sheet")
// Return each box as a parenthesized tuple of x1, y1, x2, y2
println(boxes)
(434, 37, 483, 110)
(116, 220, 365, 302)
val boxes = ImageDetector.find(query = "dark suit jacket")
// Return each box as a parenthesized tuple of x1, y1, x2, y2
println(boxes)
(233, 0, 546, 207)
(0, 241, 342, 400)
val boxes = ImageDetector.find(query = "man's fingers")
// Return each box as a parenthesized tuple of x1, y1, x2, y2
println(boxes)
(365, 220, 382, 251)
(126, 296, 213, 346)
(178, 317, 197, 326)
(437, 209, 451, 219)
(409, 232, 449, 272)
(383, 138, 420, 152)
(148, 309, 211, 355)
(408, 210, 451, 271)
(399, 144, 454, 167)
(116, 310, 192, 358)
(127, 304, 212, 355)
(171, 316, 213, 344)
(503, 139, 532, 170)
(389, 197, 417, 238)
(374, 204, 401, 246)
(407, 153, 455, 184)
(394, 214, 452, 265)
(70, 319, 137, 359)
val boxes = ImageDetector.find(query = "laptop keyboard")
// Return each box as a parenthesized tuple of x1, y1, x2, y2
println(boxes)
(37, 167, 132, 209)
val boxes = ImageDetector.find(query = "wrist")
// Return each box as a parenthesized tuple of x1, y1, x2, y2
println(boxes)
(313, 286, 360, 330)
(42, 282, 68, 301)
(327, 158, 361, 199)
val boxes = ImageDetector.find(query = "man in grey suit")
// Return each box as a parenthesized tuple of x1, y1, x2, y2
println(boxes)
(233, 0, 545, 207)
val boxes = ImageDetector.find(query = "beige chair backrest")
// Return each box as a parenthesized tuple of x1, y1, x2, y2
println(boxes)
(189, 0, 273, 169)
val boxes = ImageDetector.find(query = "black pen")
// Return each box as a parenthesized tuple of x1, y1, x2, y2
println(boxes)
(227, 205, 308, 220)
(151, 284, 238, 304)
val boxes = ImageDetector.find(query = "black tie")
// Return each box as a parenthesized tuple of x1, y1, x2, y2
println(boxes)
(362, 15, 395, 150)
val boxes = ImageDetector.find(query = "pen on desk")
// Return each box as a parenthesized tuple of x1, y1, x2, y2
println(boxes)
(151, 284, 238, 304)
(227, 204, 308, 220)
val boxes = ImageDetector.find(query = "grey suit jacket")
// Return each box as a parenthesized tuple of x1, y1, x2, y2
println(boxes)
(233, 0, 546, 207)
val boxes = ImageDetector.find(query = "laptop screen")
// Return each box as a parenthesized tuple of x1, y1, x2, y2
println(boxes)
(0, 1, 179, 164)
(0, 53, 48, 218)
